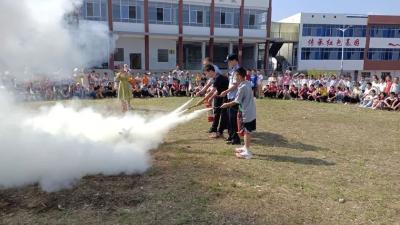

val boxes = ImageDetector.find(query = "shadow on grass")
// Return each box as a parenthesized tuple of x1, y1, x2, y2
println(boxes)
(253, 132, 329, 152)
(253, 154, 335, 166)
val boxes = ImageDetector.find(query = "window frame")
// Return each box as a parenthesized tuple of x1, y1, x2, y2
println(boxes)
(157, 49, 169, 63)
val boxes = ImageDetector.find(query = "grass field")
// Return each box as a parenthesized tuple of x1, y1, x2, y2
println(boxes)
(1, 97, 399, 225)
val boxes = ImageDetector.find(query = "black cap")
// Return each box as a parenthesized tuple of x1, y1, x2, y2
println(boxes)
(224, 54, 238, 62)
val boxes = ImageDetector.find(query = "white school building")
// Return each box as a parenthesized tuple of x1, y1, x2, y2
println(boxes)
(77, 1, 400, 78)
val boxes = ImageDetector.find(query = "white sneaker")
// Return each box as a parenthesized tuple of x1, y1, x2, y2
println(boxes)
(235, 146, 245, 153)
(235, 150, 253, 159)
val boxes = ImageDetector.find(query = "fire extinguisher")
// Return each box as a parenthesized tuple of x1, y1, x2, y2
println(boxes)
(205, 102, 214, 122)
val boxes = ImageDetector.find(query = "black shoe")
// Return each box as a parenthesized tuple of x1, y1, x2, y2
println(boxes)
(225, 138, 232, 142)
(226, 140, 233, 145)
(207, 128, 214, 133)
(231, 140, 241, 145)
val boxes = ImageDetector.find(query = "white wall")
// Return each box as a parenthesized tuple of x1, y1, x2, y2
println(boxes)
(369, 38, 400, 49)
(115, 36, 145, 69)
(149, 24, 179, 35)
(149, 38, 177, 70)
(183, 26, 209, 37)
(243, 29, 266, 39)
(300, 13, 367, 25)
(113, 22, 144, 33)
(300, 37, 366, 48)
(296, 13, 369, 72)
(298, 60, 364, 71)
(214, 27, 238, 37)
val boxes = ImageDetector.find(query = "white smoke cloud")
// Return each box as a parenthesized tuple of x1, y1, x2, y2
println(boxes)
(0, 0, 209, 193)
(0, 94, 208, 192)
(0, 0, 113, 76)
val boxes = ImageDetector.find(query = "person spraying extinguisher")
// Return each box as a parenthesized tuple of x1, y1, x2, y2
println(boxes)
(192, 64, 229, 139)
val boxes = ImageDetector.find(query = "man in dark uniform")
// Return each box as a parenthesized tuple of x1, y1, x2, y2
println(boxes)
(195, 64, 229, 138)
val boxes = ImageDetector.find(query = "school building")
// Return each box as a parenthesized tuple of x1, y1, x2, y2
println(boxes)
(78, 1, 400, 78)
(279, 12, 400, 79)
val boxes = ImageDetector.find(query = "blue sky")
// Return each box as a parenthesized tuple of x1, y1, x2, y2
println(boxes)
(272, 0, 400, 21)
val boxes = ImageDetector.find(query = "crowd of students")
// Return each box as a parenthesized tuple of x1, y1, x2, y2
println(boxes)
(2, 67, 400, 113)
(0, 71, 117, 101)
(262, 72, 400, 111)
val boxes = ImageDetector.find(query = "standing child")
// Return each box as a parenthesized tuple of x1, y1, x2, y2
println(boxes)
(221, 67, 256, 159)
(115, 64, 133, 112)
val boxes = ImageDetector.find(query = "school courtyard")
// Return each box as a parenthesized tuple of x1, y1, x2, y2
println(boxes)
(0, 98, 399, 225)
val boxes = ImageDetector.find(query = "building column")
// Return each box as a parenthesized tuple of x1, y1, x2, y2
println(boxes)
(238, 0, 244, 64)
(178, 0, 184, 68)
(144, 0, 149, 70)
(264, 0, 272, 73)
(107, 0, 114, 70)
(201, 41, 206, 60)
(254, 43, 259, 69)
(209, 0, 215, 60)
(229, 42, 233, 54)
(364, 23, 371, 68)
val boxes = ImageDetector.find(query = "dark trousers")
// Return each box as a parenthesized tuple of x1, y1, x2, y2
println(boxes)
(211, 97, 228, 134)
(227, 100, 241, 142)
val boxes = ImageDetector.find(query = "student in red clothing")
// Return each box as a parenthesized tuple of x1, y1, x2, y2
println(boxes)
(307, 84, 316, 101)
(383, 92, 397, 110)
(246, 70, 251, 81)
(299, 83, 309, 100)
(264, 81, 278, 98)
(384, 75, 392, 95)
(327, 86, 337, 103)
(289, 84, 298, 99)
(171, 80, 180, 96)
(372, 92, 387, 110)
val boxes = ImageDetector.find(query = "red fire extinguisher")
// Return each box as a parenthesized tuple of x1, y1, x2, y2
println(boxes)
(205, 102, 214, 122)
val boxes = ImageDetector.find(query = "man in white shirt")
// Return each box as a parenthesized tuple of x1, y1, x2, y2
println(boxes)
(220, 54, 241, 145)
(257, 71, 264, 98)
(328, 75, 338, 88)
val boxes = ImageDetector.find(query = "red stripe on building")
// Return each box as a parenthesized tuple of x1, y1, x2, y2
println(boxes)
(144, 0, 149, 70)
(178, 0, 184, 68)
(209, 0, 215, 61)
(238, 0, 244, 64)
(264, 0, 272, 72)
(107, 0, 114, 70)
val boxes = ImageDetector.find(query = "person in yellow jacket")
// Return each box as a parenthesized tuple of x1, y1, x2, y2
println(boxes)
(315, 83, 328, 102)
(115, 64, 133, 112)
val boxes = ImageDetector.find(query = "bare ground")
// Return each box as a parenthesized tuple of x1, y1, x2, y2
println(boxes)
(1, 98, 399, 225)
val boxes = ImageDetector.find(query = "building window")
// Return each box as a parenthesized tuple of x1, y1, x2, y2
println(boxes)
(157, 8, 163, 21)
(301, 48, 364, 60)
(149, 2, 176, 24)
(368, 48, 400, 61)
(114, 48, 124, 62)
(86, 2, 94, 17)
(185, 5, 209, 27)
(196, 11, 203, 24)
(249, 14, 255, 26)
(221, 12, 226, 25)
(370, 25, 400, 38)
(302, 24, 366, 37)
(214, 7, 236, 28)
(158, 49, 169, 62)
(129, 6, 136, 19)
(114, 0, 144, 23)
